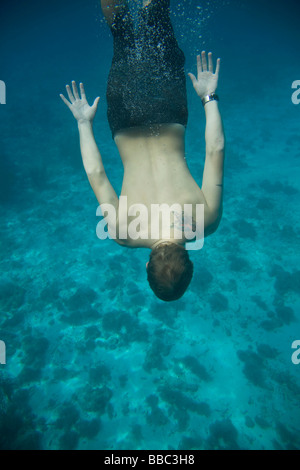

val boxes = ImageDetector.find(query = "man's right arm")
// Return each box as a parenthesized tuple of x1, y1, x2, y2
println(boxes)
(60, 81, 118, 209)
(78, 120, 118, 210)
(60, 81, 119, 229)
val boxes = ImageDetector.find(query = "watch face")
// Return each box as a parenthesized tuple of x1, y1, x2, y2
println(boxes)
(202, 94, 219, 106)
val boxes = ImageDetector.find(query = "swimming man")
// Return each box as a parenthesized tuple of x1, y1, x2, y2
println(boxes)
(60, 0, 225, 301)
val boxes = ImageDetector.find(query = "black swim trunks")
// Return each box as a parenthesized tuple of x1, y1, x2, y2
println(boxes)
(106, 0, 188, 137)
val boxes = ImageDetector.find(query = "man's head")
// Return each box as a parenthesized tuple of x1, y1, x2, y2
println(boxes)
(146, 242, 193, 301)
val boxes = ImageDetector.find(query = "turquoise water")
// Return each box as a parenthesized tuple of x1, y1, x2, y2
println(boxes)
(0, 0, 300, 450)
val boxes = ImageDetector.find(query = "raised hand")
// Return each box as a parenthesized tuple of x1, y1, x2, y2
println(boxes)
(188, 51, 220, 100)
(60, 81, 100, 124)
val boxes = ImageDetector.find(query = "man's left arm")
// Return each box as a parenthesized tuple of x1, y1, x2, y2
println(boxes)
(188, 51, 225, 233)
(201, 99, 225, 227)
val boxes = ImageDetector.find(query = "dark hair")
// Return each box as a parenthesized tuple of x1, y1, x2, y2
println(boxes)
(147, 243, 193, 301)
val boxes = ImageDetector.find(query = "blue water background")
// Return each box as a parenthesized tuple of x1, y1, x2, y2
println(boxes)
(0, 0, 300, 450)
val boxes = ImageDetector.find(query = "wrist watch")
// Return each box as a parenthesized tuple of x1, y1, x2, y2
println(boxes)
(202, 93, 219, 107)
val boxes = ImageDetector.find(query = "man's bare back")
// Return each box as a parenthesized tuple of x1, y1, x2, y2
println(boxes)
(114, 123, 206, 248)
